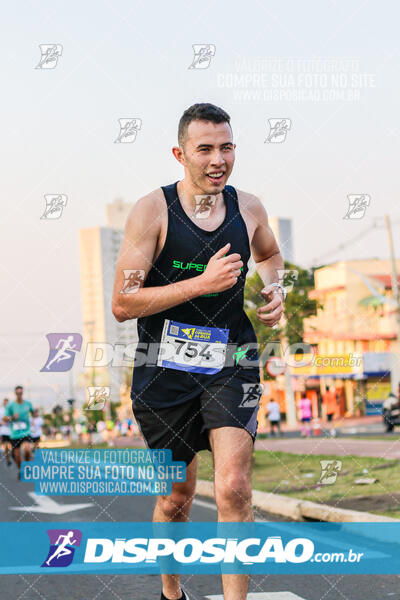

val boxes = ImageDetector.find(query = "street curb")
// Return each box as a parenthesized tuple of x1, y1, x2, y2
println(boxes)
(195, 479, 399, 523)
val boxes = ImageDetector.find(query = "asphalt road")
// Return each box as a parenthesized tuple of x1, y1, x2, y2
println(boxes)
(1, 457, 400, 600)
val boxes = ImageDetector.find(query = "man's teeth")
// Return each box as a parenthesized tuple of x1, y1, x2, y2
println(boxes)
(208, 173, 223, 178)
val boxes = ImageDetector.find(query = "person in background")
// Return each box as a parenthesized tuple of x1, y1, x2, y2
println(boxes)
(323, 386, 338, 423)
(298, 395, 312, 437)
(4, 386, 34, 479)
(266, 398, 281, 436)
(0, 398, 12, 466)
(30, 409, 44, 454)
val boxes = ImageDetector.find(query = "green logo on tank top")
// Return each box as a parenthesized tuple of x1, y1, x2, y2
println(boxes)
(172, 260, 243, 273)
(232, 345, 249, 365)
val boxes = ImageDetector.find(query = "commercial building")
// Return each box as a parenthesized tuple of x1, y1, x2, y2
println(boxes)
(295, 259, 400, 417)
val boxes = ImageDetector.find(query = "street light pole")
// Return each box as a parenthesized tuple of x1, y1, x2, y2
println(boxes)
(385, 215, 400, 395)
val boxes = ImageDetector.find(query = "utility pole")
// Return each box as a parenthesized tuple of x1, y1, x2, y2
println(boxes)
(280, 314, 297, 427)
(385, 215, 400, 395)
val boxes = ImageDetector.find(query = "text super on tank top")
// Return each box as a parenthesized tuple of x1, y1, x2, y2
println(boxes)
(130, 180, 260, 408)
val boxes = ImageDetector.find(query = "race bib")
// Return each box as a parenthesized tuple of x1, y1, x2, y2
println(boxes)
(157, 319, 229, 374)
(13, 421, 27, 432)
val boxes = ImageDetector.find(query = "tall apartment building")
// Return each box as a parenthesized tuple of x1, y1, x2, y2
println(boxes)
(79, 199, 137, 408)
(247, 215, 294, 276)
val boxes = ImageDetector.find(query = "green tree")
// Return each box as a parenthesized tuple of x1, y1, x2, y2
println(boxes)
(244, 261, 320, 348)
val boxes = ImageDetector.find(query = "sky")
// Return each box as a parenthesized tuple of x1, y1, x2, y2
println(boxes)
(1, 0, 399, 406)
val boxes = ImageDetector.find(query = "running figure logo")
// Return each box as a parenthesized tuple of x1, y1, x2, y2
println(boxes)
(85, 386, 110, 410)
(232, 345, 249, 365)
(42, 529, 82, 568)
(318, 459, 342, 485)
(239, 383, 264, 408)
(188, 44, 216, 69)
(276, 269, 298, 293)
(114, 118, 142, 143)
(40, 194, 68, 220)
(120, 269, 145, 294)
(265, 119, 291, 143)
(35, 44, 63, 69)
(343, 194, 371, 220)
(182, 327, 196, 339)
(193, 195, 217, 219)
(41, 333, 82, 372)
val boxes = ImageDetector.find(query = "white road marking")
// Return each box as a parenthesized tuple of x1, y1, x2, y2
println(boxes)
(9, 491, 94, 514)
(193, 498, 217, 511)
(206, 593, 307, 599)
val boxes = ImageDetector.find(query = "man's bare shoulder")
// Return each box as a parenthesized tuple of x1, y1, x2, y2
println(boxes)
(235, 188, 267, 219)
(125, 187, 166, 231)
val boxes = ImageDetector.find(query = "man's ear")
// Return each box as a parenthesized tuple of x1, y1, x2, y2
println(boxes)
(172, 146, 185, 166)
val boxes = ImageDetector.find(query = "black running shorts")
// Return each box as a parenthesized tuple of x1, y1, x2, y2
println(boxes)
(11, 436, 32, 449)
(132, 373, 262, 466)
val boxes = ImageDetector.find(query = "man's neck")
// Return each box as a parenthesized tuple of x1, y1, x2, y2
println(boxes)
(177, 179, 222, 215)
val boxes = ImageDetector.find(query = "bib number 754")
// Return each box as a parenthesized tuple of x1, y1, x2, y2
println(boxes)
(174, 339, 213, 361)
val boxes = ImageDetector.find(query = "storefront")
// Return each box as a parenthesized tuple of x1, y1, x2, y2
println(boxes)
(288, 353, 364, 419)
(361, 352, 392, 415)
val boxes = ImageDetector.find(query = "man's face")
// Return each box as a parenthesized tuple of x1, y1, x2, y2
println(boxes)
(180, 120, 235, 193)
(15, 388, 23, 401)
(3, 398, 8, 407)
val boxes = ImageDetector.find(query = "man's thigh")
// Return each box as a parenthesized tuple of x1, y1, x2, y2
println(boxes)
(208, 426, 253, 477)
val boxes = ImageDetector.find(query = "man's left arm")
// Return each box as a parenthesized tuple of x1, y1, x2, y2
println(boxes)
(249, 196, 285, 327)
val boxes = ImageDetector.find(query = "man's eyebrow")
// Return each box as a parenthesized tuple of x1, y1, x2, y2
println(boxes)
(196, 142, 234, 148)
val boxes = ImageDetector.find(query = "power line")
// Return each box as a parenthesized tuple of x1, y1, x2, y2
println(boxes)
(312, 220, 383, 265)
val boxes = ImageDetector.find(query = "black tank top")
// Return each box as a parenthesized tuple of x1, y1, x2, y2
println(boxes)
(131, 181, 260, 408)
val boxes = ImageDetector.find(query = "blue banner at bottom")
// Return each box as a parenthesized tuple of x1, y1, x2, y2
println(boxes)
(0, 522, 399, 574)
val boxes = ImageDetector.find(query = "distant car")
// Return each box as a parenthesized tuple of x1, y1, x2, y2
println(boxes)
(383, 396, 400, 432)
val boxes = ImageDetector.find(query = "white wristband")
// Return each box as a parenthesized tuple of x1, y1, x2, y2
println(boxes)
(270, 282, 287, 301)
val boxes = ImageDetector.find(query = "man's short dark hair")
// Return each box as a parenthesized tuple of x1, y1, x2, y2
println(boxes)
(178, 103, 231, 148)
(15, 385, 23, 392)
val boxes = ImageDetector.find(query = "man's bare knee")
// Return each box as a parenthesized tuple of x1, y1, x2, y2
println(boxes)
(158, 487, 194, 521)
(215, 473, 252, 513)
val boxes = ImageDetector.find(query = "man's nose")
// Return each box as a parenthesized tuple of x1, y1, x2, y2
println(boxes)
(210, 151, 225, 166)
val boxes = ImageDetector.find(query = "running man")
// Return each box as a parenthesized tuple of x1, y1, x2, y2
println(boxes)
(112, 103, 285, 600)
(30, 408, 44, 454)
(45, 531, 77, 566)
(45, 335, 77, 370)
(4, 386, 34, 478)
(0, 398, 12, 466)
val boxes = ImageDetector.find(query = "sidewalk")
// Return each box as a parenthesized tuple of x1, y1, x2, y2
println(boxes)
(254, 437, 400, 458)
(257, 414, 383, 435)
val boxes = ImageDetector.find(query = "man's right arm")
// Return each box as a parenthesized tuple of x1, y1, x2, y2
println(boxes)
(111, 193, 243, 323)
